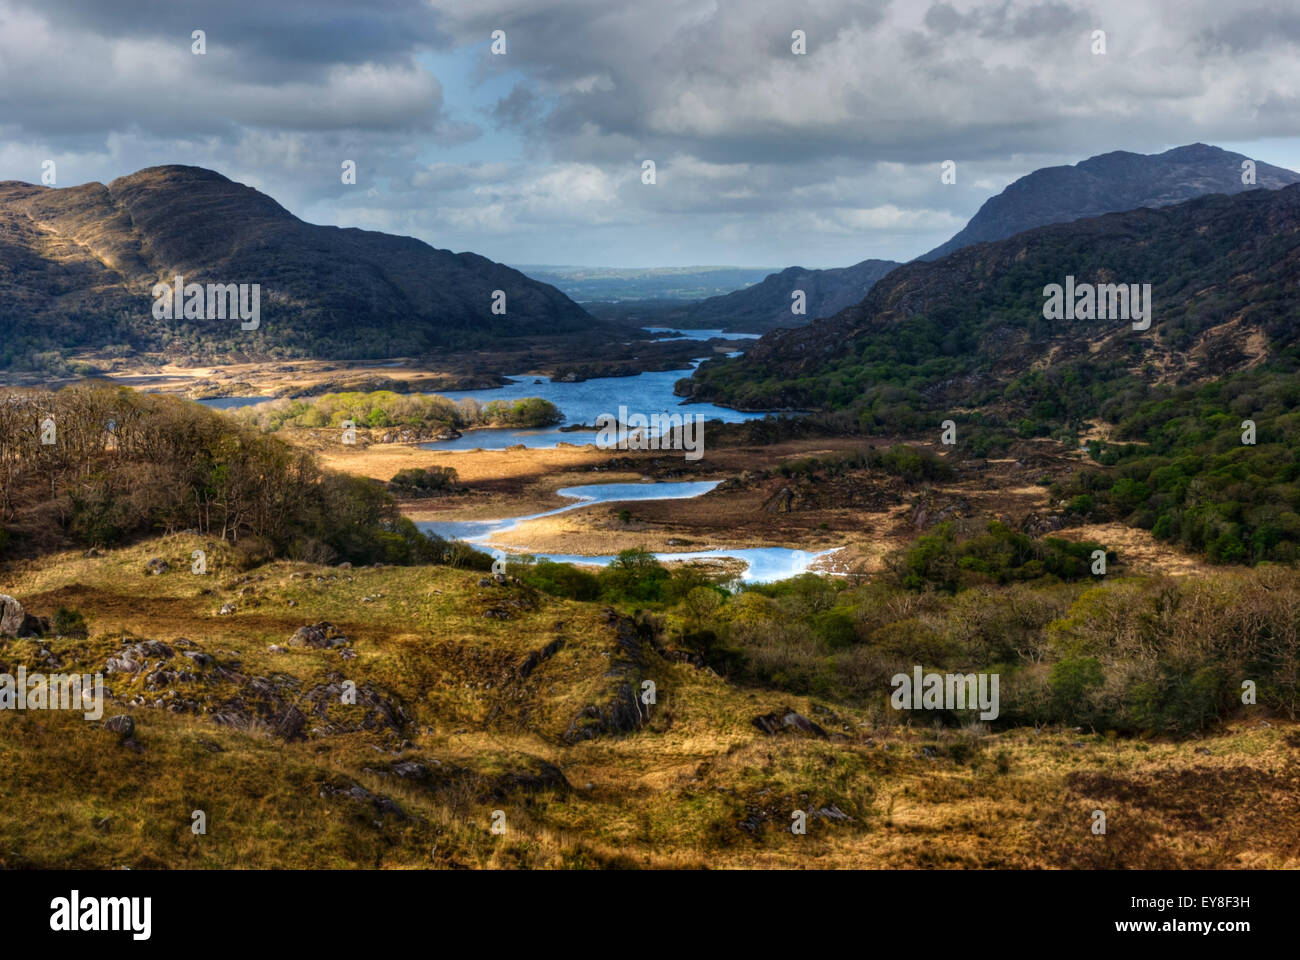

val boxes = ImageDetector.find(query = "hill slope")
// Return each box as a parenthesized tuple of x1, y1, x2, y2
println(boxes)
(920, 143, 1300, 261)
(684, 182, 1300, 413)
(670, 258, 902, 332)
(0, 166, 598, 367)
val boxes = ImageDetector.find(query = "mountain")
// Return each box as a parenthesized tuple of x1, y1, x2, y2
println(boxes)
(671, 258, 902, 332)
(515, 265, 778, 302)
(919, 143, 1300, 261)
(683, 182, 1300, 415)
(0, 165, 597, 368)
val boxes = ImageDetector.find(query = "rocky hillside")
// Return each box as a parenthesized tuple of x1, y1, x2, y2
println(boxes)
(920, 143, 1300, 261)
(674, 258, 902, 332)
(0, 166, 599, 368)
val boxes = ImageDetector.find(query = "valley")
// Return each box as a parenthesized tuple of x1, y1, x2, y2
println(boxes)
(2, 143, 1297, 875)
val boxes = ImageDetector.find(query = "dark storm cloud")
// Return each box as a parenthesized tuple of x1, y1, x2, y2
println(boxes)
(1, 0, 1297, 266)
(7, 0, 451, 70)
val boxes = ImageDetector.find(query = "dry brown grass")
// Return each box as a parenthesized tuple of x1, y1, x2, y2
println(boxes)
(2, 534, 1296, 869)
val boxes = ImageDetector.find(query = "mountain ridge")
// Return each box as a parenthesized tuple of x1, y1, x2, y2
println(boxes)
(683, 181, 1300, 414)
(0, 165, 599, 368)
(919, 142, 1300, 261)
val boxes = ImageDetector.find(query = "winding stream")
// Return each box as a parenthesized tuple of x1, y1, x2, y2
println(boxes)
(415, 481, 837, 584)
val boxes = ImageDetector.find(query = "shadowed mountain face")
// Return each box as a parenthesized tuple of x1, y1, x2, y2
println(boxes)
(675, 258, 902, 332)
(683, 183, 1300, 413)
(919, 143, 1300, 262)
(0, 165, 596, 366)
(660, 144, 1299, 334)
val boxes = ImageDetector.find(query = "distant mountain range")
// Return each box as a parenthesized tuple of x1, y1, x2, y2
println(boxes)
(670, 259, 903, 332)
(683, 182, 1300, 413)
(660, 143, 1300, 334)
(919, 143, 1300, 261)
(0, 165, 597, 369)
(515, 265, 778, 302)
(4, 145, 1296, 370)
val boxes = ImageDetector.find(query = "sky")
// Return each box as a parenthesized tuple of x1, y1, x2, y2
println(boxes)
(1, 0, 1298, 269)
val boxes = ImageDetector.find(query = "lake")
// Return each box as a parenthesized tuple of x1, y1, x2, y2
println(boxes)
(415, 480, 837, 584)
(418, 329, 774, 450)
(641, 327, 762, 342)
(196, 328, 771, 442)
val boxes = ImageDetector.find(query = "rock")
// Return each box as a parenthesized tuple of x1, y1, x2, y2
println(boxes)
(1195, 747, 1212, 755)
(18, 613, 50, 637)
(267, 644, 287, 654)
(144, 558, 169, 576)
(182, 651, 213, 667)
(391, 761, 429, 780)
(288, 622, 347, 649)
(0, 594, 26, 637)
(751, 706, 828, 739)
(218, 603, 236, 615)
(105, 640, 174, 674)
(338, 562, 352, 570)
(320, 781, 406, 819)
(104, 714, 135, 738)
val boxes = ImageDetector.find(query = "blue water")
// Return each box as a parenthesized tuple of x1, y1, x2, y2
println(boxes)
(642, 327, 762, 342)
(533, 547, 836, 584)
(420, 360, 774, 450)
(415, 480, 836, 584)
(196, 330, 773, 438)
(198, 396, 273, 410)
(418, 481, 722, 543)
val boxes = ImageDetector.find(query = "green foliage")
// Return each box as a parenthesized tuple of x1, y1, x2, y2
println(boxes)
(776, 444, 953, 483)
(893, 521, 1107, 592)
(239, 391, 560, 435)
(51, 606, 88, 638)
(1056, 362, 1300, 564)
(0, 384, 481, 569)
(514, 551, 725, 607)
(389, 466, 460, 495)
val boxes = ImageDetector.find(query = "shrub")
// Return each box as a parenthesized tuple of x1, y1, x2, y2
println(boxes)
(52, 607, 88, 638)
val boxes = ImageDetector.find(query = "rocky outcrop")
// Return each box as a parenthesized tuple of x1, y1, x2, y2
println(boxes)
(564, 609, 654, 743)
(751, 707, 828, 739)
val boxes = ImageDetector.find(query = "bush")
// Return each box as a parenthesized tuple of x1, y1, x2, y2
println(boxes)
(51, 607, 88, 638)
(389, 466, 460, 496)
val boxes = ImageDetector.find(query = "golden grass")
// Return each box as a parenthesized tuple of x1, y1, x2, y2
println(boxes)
(2, 534, 1296, 869)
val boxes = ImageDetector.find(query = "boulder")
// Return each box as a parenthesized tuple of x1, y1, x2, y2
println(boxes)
(144, 558, 169, 576)
(0, 594, 25, 637)
(288, 622, 347, 649)
(104, 715, 135, 738)
(751, 706, 828, 739)
(105, 640, 174, 674)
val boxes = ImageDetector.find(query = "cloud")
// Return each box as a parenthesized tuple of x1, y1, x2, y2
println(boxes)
(1, 0, 1297, 266)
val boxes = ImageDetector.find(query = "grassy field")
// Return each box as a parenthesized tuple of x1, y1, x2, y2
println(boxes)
(2, 534, 1295, 869)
